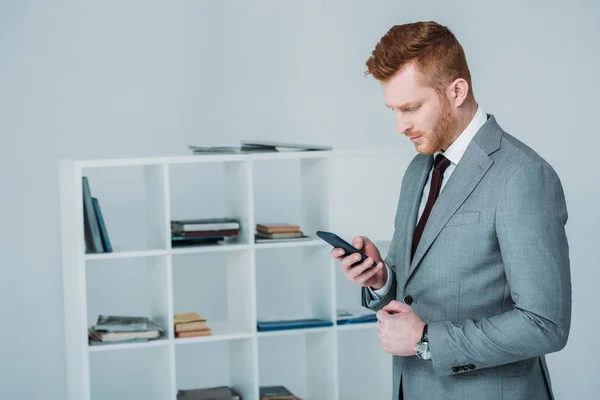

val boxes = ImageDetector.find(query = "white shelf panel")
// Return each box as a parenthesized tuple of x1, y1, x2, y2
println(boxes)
(170, 243, 252, 255)
(174, 322, 254, 344)
(88, 338, 170, 353)
(84, 249, 169, 261)
(257, 326, 334, 338)
(339, 393, 390, 400)
(73, 150, 334, 168)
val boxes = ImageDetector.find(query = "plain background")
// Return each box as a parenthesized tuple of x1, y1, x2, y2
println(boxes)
(1, 0, 598, 398)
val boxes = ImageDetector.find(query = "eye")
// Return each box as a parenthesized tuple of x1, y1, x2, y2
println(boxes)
(404, 105, 421, 112)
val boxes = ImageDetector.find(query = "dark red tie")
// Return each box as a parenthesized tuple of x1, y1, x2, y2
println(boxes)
(411, 154, 451, 260)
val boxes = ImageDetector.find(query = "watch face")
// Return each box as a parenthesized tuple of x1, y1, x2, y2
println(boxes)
(416, 342, 431, 360)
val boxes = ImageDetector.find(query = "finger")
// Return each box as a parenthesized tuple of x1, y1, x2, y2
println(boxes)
(330, 247, 345, 259)
(352, 236, 364, 250)
(347, 256, 377, 279)
(341, 252, 363, 271)
(382, 300, 411, 314)
(376, 309, 392, 321)
(355, 262, 383, 285)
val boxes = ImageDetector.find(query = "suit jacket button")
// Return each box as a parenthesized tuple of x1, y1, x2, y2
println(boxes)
(403, 295, 413, 305)
(451, 367, 460, 373)
(467, 364, 475, 370)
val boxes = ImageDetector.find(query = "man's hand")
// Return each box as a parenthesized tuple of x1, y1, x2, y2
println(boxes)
(376, 300, 426, 357)
(330, 236, 387, 289)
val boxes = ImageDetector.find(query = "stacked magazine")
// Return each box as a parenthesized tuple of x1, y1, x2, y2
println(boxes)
(88, 315, 165, 345)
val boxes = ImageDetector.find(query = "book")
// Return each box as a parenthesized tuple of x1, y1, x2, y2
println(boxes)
(82, 177, 104, 253)
(259, 385, 296, 399)
(177, 385, 241, 399)
(255, 231, 304, 239)
(174, 312, 206, 324)
(175, 328, 212, 338)
(94, 315, 150, 332)
(89, 315, 164, 344)
(254, 234, 312, 244)
(256, 223, 300, 234)
(92, 197, 112, 252)
(174, 312, 208, 332)
(256, 317, 333, 332)
(241, 140, 332, 151)
(336, 308, 378, 325)
(171, 218, 240, 232)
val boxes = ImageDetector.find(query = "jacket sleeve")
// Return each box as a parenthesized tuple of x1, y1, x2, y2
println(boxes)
(428, 161, 572, 376)
(361, 225, 401, 311)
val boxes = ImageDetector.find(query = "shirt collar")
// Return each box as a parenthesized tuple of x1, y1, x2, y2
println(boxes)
(435, 105, 487, 165)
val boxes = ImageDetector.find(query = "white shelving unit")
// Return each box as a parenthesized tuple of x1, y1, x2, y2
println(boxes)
(60, 147, 411, 400)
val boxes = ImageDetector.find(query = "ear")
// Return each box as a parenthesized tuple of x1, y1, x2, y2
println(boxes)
(447, 78, 469, 108)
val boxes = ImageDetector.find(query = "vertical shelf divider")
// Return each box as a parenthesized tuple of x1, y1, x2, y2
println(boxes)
(60, 161, 91, 400)
(162, 163, 177, 399)
(247, 159, 260, 400)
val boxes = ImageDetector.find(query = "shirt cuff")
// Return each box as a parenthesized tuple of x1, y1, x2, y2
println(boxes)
(367, 262, 393, 300)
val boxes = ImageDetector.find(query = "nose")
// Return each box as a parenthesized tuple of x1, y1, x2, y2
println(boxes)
(395, 112, 412, 135)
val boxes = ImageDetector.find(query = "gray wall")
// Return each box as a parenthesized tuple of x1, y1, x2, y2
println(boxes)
(1, 0, 598, 398)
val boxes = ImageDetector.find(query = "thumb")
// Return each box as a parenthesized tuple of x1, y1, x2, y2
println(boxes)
(383, 300, 411, 314)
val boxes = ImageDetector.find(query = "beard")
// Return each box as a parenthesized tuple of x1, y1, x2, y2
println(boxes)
(414, 96, 457, 154)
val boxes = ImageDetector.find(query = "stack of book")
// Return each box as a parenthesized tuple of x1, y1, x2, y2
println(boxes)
(188, 140, 332, 155)
(88, 315, 164, 345)
(171, 218, 240, 246)
(260, 385, 302, 399)
(177, 385, 241, 400)
(254, 223, 310, 243)
(174, 312, 212, 338)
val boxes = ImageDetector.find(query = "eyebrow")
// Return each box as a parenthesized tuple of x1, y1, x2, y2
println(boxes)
(385, 101, 421, 110)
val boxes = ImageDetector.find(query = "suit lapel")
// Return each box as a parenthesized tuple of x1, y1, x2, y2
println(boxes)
(405, 115, 503, 281)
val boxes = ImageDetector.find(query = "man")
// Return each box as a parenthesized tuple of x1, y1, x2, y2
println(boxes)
(330, 21, 571, 400)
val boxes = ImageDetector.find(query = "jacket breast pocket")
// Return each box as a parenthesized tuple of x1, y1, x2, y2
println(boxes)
(445, 211, 480, 227)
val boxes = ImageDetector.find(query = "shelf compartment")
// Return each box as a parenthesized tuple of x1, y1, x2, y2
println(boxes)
(255, 246, 334, 327)
(89, 344, 172, 400)
(252, 158, 331, 244)
(258, 331, 335, 400)
(337, 328, 392, 400)
(172, 250, 255, 341)
(175, 338, 257, 400)
(168, 160, 253, 246)
(85, 256, 170, 349)
(81, 164, 169, 254)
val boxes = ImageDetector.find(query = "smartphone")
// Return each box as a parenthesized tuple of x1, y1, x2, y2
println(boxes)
(316, 230, 376, 267)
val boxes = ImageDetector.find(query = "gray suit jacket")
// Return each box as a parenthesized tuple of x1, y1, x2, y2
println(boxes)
(362, 115, 571, 400)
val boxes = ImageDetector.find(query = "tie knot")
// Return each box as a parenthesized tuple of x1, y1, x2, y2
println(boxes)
(434, 154, 451, 172)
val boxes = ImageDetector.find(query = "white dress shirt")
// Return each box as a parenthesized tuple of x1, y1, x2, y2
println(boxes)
(369, 105, 488, 300)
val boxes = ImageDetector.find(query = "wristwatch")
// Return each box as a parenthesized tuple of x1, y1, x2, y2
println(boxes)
(415, 323, 431, 361)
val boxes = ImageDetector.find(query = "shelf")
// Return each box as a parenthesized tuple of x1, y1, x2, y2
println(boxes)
(170, 242, 252, 255)
(89, 338, 170, 353)
(60, 148, 409, 400)
(85, 249, 169, 261)
(174, 321, 254, 344)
